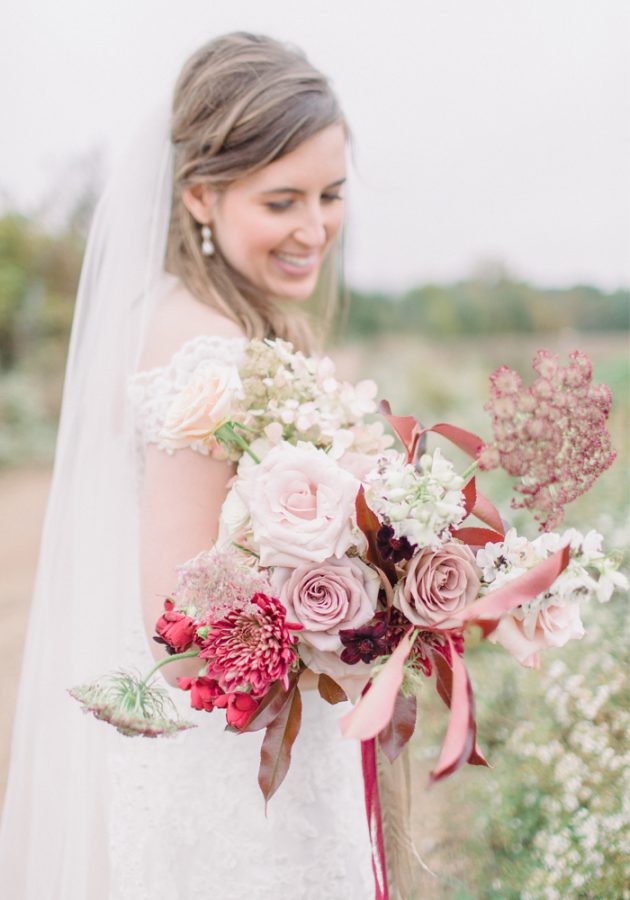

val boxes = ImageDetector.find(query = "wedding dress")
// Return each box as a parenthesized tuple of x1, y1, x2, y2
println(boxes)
(107, 331, 374, 900)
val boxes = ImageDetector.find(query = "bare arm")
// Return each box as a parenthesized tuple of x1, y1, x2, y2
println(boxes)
(140, 444, 235, 685)
(137, 287, 244, 685)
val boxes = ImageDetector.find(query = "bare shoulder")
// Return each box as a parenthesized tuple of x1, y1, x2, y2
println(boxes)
(139, 280, 246, 370)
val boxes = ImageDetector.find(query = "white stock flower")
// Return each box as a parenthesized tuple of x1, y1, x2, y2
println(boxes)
(365, 447, 466, 549)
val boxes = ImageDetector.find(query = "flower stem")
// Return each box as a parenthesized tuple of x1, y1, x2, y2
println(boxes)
(461, 460, 480, 482)
(141, 650, 200, 687)
(216, 422, 261, 464)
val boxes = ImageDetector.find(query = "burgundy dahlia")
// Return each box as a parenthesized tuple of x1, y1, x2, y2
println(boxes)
(376, 524, 416, 563)
(199, 592, 301, 695)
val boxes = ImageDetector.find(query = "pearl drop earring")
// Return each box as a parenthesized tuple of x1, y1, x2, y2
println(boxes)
(201, 224, 215, 257)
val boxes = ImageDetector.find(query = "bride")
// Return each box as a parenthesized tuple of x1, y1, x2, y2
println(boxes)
(0, 32, 373, 899)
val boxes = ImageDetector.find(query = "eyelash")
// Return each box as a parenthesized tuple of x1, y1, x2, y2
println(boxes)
(266, 194, 344, 212)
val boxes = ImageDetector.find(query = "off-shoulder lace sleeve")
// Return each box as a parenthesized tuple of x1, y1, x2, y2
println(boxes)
(127, 333, 247, 457)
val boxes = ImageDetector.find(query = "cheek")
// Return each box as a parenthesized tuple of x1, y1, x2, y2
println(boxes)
(326, 206, 346, 242)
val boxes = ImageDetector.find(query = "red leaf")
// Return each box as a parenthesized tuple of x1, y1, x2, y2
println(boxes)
(355, 485, 381, 564)
(378, 691, 417, 763)
(378, 399, 423, 464)
(433, 651, 488, 774)
(462, 477, 477, 517)
(318, 674, 348, 705)
(428, 423, 483, 458)
(430, 638, 481, 783)
(471, 490, 505, 536)
(355, 487, 396, 585)
(258, 685, 302, 807)
(451, 526, 504, 547)
(448, 545, 570, 627)
(235, 672, 299, 734)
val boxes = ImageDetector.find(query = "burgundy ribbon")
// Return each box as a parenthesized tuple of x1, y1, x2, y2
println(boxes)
(361, 738, 389, 900)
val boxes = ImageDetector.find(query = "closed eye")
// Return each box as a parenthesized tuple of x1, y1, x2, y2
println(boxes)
(322, 193, 344, 203)
(266, 193, 344, 212)
(266, 199, 294, 211)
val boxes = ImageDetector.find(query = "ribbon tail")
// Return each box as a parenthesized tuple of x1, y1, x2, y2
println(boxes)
(362, 738, 390, 900)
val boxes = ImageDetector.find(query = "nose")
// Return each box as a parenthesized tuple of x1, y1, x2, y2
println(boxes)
(293, 205, 328, 248)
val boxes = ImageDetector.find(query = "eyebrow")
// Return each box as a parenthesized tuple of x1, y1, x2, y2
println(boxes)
(260, 177, 346, 196)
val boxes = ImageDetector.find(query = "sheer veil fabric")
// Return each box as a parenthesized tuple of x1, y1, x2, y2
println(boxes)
(0, 108, 175, 898)
(0, 107, 373, 898)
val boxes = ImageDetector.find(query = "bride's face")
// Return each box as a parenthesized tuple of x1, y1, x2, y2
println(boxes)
(192, 124, 347, 301)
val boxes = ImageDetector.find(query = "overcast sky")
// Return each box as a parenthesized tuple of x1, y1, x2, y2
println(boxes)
(2, 0, 629, 291)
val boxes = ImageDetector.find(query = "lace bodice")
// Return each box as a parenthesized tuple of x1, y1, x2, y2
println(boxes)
(127, 333, 247, 457)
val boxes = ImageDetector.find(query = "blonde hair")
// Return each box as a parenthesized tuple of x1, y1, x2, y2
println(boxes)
(166, 32, 346, 354)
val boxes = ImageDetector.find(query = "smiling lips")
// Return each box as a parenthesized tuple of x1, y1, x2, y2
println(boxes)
(272, 251, 319, 276)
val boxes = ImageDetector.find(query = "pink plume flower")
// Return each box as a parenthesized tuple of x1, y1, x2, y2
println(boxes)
(478, 350, 616, 530)
(199, 592, 301, 695)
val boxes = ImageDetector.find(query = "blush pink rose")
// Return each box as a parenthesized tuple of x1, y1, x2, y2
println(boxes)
(272, 556, 379, 652)
(395, 542, 481, 628)
(160, 361, 242, 449)
(238, 442, 361, 567)
(489, 602, 585, 668)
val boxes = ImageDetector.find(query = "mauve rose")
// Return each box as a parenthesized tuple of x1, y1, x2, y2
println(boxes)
(395, 542, 481, 628)
(155, 599, 196, 653)
(160, 361, 242, 450)
(489, 602, 585, 668)
(272, 556, 379, 652)
(238, 442, 360, 567)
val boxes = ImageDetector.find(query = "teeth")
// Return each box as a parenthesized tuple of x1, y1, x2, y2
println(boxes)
(275, 253, 315, 268)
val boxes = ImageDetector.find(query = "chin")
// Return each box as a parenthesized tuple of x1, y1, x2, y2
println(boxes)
(267, 276, 319, 302)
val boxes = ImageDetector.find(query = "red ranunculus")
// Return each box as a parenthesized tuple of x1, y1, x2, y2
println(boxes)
(213, 692, 259, 729)
(155, 599, 197, 653)
(177, 675, 223, 712)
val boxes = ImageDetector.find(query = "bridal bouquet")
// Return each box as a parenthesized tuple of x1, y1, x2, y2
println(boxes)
(71, 342, 626, 893)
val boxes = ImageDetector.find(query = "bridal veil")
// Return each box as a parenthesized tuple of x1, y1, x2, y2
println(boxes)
(0, 106, 174, 898)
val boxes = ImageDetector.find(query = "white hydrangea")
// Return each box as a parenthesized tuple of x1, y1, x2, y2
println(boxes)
(364, 447, 466, 549)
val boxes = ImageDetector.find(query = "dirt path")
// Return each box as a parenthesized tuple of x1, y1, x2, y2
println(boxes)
(0, 466, 52, 805)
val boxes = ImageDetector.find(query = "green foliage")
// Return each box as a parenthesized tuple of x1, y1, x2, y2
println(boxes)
(0, 211, 82, 465)
(342, 278, 630, 341)
(468, 606, 630, 899)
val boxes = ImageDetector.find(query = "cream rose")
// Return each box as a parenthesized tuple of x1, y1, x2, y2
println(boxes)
(238, 441, 360, 568)
(395, 542, 481, 628)
(160, 361, 243, 450)
(271, 556, 379, 651)
(489, 602, 585, 668)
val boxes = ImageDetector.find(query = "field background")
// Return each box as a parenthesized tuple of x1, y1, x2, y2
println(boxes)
(0, 209, 628, 897)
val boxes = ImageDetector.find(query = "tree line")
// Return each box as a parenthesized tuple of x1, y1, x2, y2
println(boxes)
(0, 210, 628, 375)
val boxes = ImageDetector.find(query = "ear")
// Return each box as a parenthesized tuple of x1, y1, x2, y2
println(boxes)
(181, 183, 217, 225)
